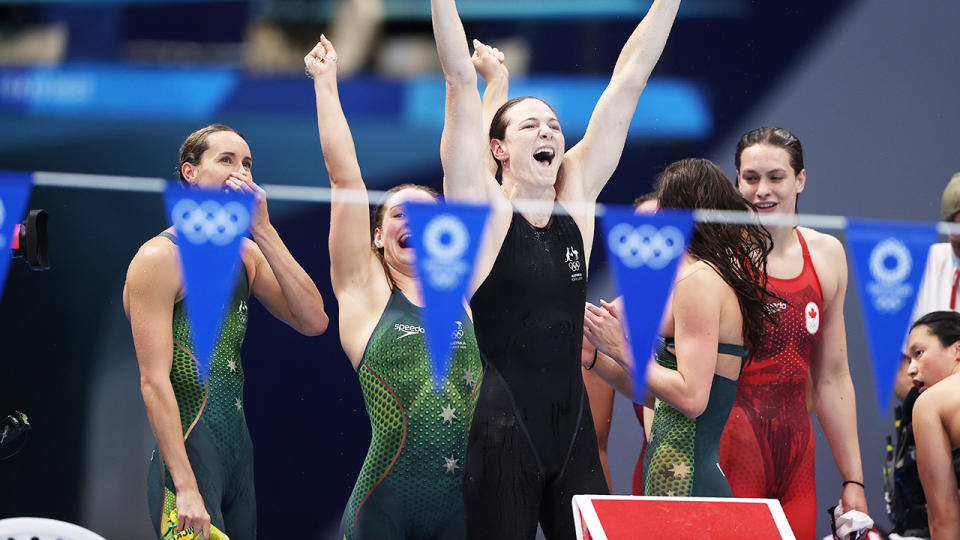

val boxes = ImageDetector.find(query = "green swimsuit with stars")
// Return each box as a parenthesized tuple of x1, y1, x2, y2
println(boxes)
(339, 288, 483, 540)
(642, 337, 747, 498)
(146, 232, 256, 540)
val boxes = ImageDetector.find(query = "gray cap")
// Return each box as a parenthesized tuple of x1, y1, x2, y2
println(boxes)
(942, 172, 960, 222)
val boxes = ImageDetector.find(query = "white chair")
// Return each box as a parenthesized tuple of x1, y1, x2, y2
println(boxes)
(0, 517, 106, 540)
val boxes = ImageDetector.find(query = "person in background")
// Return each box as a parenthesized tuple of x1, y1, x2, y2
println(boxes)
(904, 311, 960, 539)
(581, 192, 658, 494)
(893, 172, 960, 402)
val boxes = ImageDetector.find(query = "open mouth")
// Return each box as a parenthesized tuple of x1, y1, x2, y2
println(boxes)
(533, 148, 555, 167)
(754, 201, 777, 211)
(398, 233, 412, 249)
(913, 379, 926, 392)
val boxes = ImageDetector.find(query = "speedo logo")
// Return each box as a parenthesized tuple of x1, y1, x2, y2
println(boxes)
(395, 323, 425, 339)
(766, 301, 788, 315)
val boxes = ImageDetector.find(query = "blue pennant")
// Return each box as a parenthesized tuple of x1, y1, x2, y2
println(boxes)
(847, 219, 936, 413)
(601, 208, 694, 401)
(405, 201, 491, 391)
(0, 172, 34, 301)
(163, 185, 256, 379)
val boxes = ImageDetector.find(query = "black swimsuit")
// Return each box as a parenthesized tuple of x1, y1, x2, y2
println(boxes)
(464, 204, 608, 540)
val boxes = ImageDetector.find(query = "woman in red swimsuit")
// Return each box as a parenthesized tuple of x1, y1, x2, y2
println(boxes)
(718, 126, 868, 539)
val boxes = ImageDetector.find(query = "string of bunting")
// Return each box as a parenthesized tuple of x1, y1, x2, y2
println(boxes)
(11, 170, 951, 409)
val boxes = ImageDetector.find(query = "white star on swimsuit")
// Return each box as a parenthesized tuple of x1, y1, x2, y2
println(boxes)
(228, 359, 237, 372)
(669, 462, 690, 478)
(443, 456, 460, 474)
(462, 369, 476, 388)
(440, 404, 457, 424)
(235, 397, 243, 411)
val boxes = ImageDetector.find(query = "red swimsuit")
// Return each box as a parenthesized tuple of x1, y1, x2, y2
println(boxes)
(718, 228, 821, 540)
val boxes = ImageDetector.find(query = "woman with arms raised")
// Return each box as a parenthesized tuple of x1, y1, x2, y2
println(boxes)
(431, 0, 681, 537)
(306, 36, 484, 539)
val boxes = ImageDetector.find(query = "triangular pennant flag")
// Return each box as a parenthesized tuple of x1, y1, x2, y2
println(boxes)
(0, 172, 34, 300)
(406, 200, 491, 391)
(164, 184, 256, 379)
(846, 219, 936, 413)
(601, 207, 694, 401)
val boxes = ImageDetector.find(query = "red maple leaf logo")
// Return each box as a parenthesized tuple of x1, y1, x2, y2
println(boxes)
(808, 306, 818, 319)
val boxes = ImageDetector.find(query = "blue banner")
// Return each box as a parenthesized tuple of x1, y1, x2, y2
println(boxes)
(406, 201, 491, 391)
(847, 219, 936, 413)
(601, 208, 693, 401)
(0, 172, 33, 301)
(164, 185, 255, 379)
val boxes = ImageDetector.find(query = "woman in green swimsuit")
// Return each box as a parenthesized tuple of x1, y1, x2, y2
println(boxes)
(124, 123, 329, 540)
(585, 158, 776, 498)
(306, 36, 488, 539)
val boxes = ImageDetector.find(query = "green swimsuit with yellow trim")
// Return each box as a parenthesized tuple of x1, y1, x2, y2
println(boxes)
(339, 288, 483, 540)
(643, 337, 747, 498)
(146, 231, 255, 540)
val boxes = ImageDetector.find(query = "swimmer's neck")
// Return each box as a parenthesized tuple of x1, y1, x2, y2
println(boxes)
(765, 222, 799, 255)
(502, 181, 557, 227)
(390, 267, 423, 305)
(503, 179, 556, 202)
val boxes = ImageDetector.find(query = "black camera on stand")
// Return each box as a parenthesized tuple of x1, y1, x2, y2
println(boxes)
(12, 209, 49, 271)
(0, 209, 48, 462)
(0, 411, 30, 460)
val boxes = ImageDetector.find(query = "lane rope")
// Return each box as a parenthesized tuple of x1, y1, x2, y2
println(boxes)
(28, 170, 960, 234)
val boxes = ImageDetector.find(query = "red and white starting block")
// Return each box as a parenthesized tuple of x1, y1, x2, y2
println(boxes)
(572, 495, 796, 540)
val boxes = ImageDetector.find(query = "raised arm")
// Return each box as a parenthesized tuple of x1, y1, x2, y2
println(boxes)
(473, 40, 509, 177)
(431, 0, 501, 202)
(243, 233, 328, 336)
(225, 155, 328, 336)
(565, 0, 681, 201)
(810, 237, 867, 513)
(305, 37, 381, 296)
(125, 242, 211, 539)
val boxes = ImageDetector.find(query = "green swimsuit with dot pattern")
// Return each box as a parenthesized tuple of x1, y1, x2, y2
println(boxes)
(642, 337, 746, 498)
(146, 232, 256, 540)
(339, 288, 483, 540)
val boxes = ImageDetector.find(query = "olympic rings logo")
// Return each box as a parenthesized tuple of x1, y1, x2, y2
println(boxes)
(607, 223, 685, 270)
(421, 213, 470, 291)
(866, 237, 913, 313)
(171, 199, 250, 246)
(869, 238, 911, 284)
(452, 320, 464, 341)
(423, 214, 469, 261)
